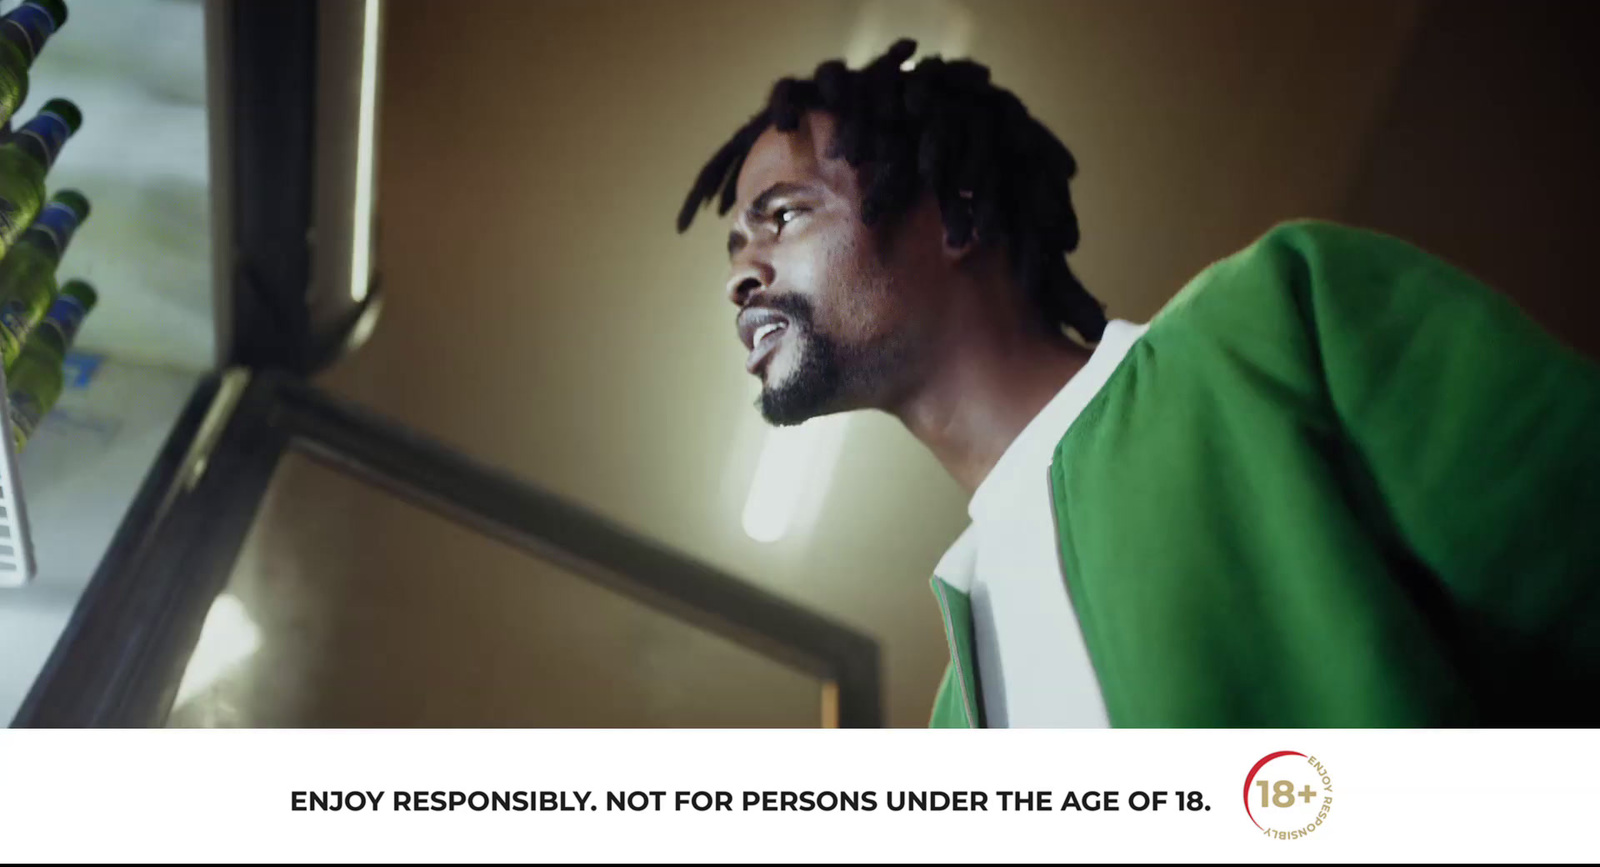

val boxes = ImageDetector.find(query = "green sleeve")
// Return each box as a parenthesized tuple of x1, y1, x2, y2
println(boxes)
(928, 664, 975, 728)
(1242, 221, 1600, 696)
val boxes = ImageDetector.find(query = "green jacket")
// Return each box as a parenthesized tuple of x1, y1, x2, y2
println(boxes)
(929, 220, 1600, 728)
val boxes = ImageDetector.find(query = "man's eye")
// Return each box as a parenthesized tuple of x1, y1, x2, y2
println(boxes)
(774, 207, 802, 228)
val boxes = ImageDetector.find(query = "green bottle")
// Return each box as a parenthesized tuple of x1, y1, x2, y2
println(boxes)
(0, 97, 80, 257)
(0, 187, 87, 365)
(0, 0, 67, 128)
(5, 277, 92, 449)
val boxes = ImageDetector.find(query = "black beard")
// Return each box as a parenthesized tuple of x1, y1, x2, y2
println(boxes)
(754, 294, 904, 426)
(758, 325, 847, 426)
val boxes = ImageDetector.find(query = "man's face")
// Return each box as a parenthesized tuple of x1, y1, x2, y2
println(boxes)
(725, 111, 944, 425)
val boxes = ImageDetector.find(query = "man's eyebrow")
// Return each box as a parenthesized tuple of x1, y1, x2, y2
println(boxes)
(745, 181, 813, 220)
(728, 182, 816, 258)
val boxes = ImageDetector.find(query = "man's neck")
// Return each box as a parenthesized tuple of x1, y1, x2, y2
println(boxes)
(890, 328, 1093, 494)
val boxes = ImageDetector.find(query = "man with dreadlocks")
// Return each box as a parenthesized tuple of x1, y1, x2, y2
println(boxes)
(678, 41, 1600, 728)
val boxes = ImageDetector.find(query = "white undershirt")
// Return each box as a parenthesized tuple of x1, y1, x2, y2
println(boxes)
(932, 319, 1148, 728)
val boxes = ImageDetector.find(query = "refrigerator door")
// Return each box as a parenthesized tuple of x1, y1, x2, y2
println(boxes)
(1, 0, 377, 721)
(0, 0, 222, 719)
(7, 0, 878, 729)
(15, 373, 881, 728)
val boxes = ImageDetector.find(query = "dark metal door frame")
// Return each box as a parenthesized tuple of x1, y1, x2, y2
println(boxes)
(14, 372, 883, 727)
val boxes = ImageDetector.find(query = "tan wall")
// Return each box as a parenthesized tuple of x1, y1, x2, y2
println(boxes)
(1339, 0, 1600, 359)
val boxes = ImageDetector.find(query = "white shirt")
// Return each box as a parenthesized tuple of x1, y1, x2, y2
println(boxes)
(933, 319, 1149, 727)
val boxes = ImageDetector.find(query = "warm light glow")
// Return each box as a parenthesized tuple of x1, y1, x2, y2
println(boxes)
(845, 0, 973, 69)
(350, 0, 381, 302)
(741, 415, 850, 543)
(173, 593, 261, 707)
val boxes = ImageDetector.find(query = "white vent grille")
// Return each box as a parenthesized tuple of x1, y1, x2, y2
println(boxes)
(0, 363, 37, 586)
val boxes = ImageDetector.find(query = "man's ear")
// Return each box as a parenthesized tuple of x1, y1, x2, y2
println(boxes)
(941, 230, 978, 263)
(940, 190, 978, 263)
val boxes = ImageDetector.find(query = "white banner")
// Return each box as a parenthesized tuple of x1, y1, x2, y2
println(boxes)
(0, 729, 1591, 863)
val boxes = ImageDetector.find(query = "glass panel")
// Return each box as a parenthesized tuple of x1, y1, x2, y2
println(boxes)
(1, 361, 203, 721)
(167, 451, 824, 727)
(0, 0, 215, 720)
(26, 0, 217, 367)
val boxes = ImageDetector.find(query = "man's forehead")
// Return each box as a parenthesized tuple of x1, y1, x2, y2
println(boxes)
(733, 112, 840, 209)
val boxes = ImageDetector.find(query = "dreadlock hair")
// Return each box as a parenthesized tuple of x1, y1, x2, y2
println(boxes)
(677, 38, 1107, 344)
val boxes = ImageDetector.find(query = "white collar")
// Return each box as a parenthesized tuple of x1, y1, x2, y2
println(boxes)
(967, 319, 1148, 523)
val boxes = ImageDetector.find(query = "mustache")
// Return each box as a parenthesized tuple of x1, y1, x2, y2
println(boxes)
(753, 293, 815, 329)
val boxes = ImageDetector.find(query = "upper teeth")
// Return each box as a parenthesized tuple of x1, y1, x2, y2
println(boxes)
(753, 322, 784, 346)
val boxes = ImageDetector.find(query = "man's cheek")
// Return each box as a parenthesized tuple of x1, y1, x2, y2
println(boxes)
(775, 243, 820, 300)
(836, 277, 895, 342)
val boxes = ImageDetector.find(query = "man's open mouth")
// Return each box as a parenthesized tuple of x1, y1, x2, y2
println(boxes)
(738, 309, 792, 374)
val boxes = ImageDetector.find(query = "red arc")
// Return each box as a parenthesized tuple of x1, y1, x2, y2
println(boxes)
(1243, 750, 1306, 830)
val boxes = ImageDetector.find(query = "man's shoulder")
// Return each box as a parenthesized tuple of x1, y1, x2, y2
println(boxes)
(1153, 219, 1421, 326)
(1133, 219, 1357, 355)
(1052, 221, 1367, 463)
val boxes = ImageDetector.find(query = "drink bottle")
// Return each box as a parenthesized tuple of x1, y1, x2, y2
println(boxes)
(6, 277, 93, 449)
(0, 187, 87, 364)
(0, 97, 81, 257)
(0, 0, 69, 127)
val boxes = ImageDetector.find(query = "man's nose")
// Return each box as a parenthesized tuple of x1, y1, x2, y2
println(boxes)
(725, 257, 774, 308)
